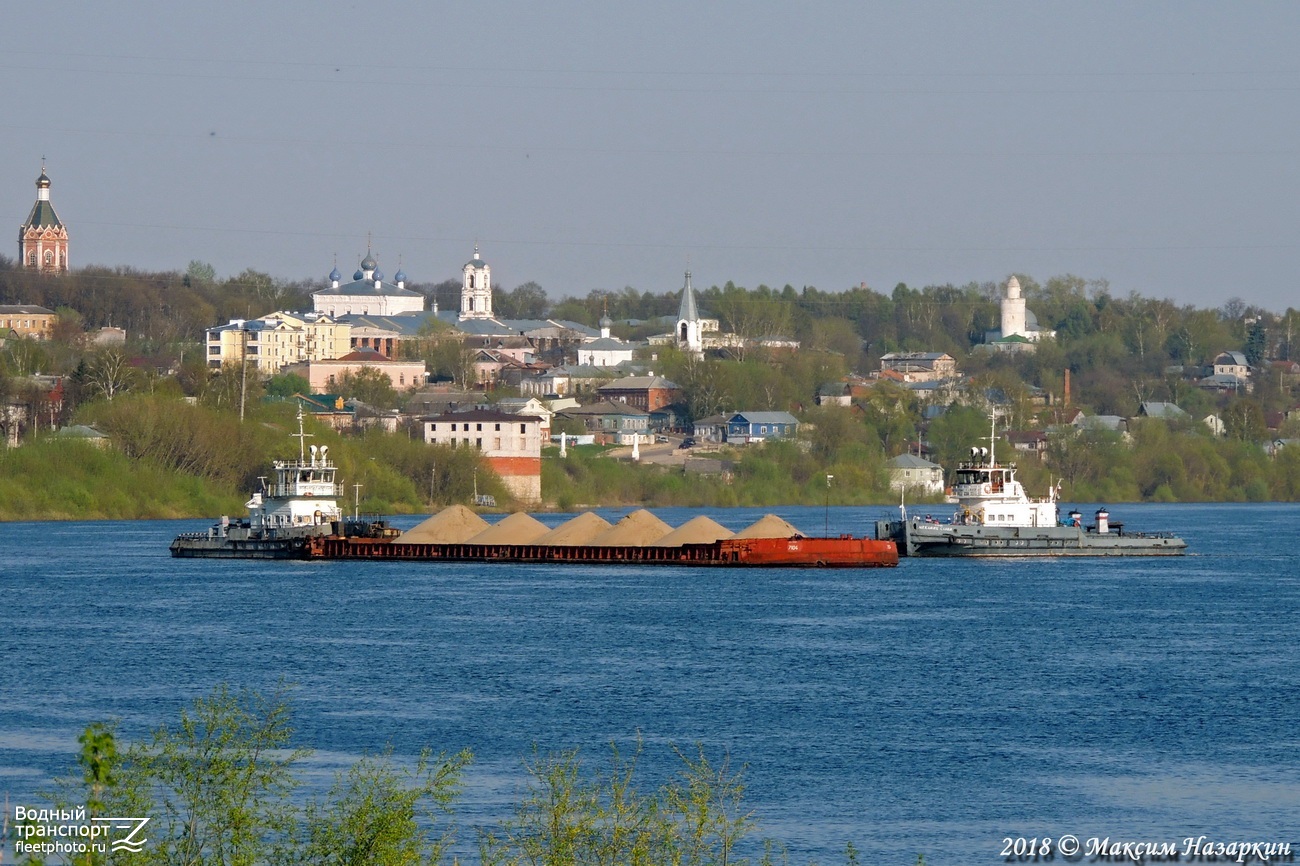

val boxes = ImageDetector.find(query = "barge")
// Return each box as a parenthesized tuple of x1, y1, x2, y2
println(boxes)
(303, 532, 898, 568)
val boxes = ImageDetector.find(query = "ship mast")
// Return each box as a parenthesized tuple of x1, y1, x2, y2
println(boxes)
(987, 411, 998, 468)
(292, 406, 312, 463)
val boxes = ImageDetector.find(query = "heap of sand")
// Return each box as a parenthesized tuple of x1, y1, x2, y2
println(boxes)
(651, 515, 734, 547)
(466, 512, 551, 545)
(532, 511, 612, 546)
(733, 514, 806, 539)
(398, 505, 490, 543)
(589, 509, 673, 546)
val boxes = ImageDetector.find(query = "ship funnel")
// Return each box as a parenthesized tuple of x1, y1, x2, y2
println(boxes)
(1095, 507, 1110, 534)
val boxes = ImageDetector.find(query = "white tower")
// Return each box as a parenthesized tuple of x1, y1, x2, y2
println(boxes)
(1001, 276, 1027, 339)
(675, 270, 703, 354)
(460, 245, 493, 320)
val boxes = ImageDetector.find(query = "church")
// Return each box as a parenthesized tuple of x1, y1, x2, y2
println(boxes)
(19, 163, 68, 273)
(984, 276, 1054, 350)
(317, 244, 598, 363)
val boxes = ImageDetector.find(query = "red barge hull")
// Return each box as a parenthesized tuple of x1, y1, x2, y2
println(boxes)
(304, 535, 898, 568)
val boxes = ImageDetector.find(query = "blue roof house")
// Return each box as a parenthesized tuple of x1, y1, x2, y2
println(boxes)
(726, 411, 799, 444)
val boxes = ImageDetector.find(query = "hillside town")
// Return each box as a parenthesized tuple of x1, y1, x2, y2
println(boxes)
(3, 164, 1300, 507)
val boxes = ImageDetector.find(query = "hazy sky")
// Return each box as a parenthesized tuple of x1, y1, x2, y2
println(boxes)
(4, 2, 1299, 311)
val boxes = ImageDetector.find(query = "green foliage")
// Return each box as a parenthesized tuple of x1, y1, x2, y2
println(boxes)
(291, 748, 471, 866)
(46, 687, 875, 866)
(543, 439, 890, 510)
(0, 434, 243, 520)
(266, 372, 311, 398)
(335, 367, 400, 411)
(140, 684, 306, 866)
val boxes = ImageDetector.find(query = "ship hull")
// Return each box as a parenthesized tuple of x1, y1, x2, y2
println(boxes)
(170, 537, 309, 559)
(876, 519, 1186, 557)
(304, 534, 899, 568)
(169, 519, 390, 559)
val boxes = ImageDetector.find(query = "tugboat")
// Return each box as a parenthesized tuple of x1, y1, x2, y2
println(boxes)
(170, 408, 390, 558)
(875, 418, 1187, 557)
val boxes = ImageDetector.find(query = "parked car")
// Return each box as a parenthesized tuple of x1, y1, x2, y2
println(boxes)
(679, 437, 696, 449)
(655, 435, 669, 443)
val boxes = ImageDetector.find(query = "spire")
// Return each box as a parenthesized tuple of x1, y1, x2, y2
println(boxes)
(677, 270, 699, 323)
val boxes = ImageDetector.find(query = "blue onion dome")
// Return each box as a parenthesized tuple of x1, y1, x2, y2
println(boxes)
(599, 314, 613, 329)
(394, 268, 407, 283)
(373, 268, 384, 282)
(360, 253, 378, 271)
(329, 266, 342, 282)
(353, 269, 364, 280)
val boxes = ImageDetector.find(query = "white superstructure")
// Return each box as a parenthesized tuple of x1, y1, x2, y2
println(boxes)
(246, 409, 343, 530)
(947, 417, 1057, 528)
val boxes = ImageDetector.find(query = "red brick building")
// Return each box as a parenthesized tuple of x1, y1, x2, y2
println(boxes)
(596, 375, 682, 412)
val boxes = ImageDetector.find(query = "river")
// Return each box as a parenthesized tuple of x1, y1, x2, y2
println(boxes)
(1, 503, 1297, 864)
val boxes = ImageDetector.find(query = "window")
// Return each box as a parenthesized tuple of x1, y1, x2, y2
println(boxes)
(519, 423, 526, 434)
(476, 423, 483, 431)
(476, 438, 482, 448)
(494, 423, 501, 431)
(44, 251, 53, 265)
(209, 346, 221, 355)
(28, 252, 36, 266)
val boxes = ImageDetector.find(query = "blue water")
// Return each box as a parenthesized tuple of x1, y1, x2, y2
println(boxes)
(2, 503, 1298, 864)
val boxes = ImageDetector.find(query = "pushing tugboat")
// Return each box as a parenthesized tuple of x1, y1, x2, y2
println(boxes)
(875, 417, 1187, 557)
(170, 408, 391, 558)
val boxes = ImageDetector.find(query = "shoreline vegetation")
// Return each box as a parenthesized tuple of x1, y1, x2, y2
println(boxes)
(1, 395, 1299, 522)
(9, 684, 897, 866)
(5, 264, 1300, 520)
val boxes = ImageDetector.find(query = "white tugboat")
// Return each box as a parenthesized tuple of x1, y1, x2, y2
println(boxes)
(171, 408, 389, 558)
(876, 417, 1187, 557)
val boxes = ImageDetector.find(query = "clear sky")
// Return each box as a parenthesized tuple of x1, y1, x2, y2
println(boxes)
(4, 2, 1298, 311)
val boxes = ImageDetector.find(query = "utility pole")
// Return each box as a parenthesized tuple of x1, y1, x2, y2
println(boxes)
(825, 474, 834, 537)
(239, 327, 248, 423)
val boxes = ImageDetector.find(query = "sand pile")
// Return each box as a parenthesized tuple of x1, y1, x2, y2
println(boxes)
(733, 514, 806, 539)
(532, 511, 612, 546)
(651, 515, 734, 547)
(467, 512, 551, 545)
(398, 505, 490, 543)
(589, 510, 673, 546)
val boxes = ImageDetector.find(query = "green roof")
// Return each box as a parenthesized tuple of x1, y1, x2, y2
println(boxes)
(23, 200, 62, 229)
